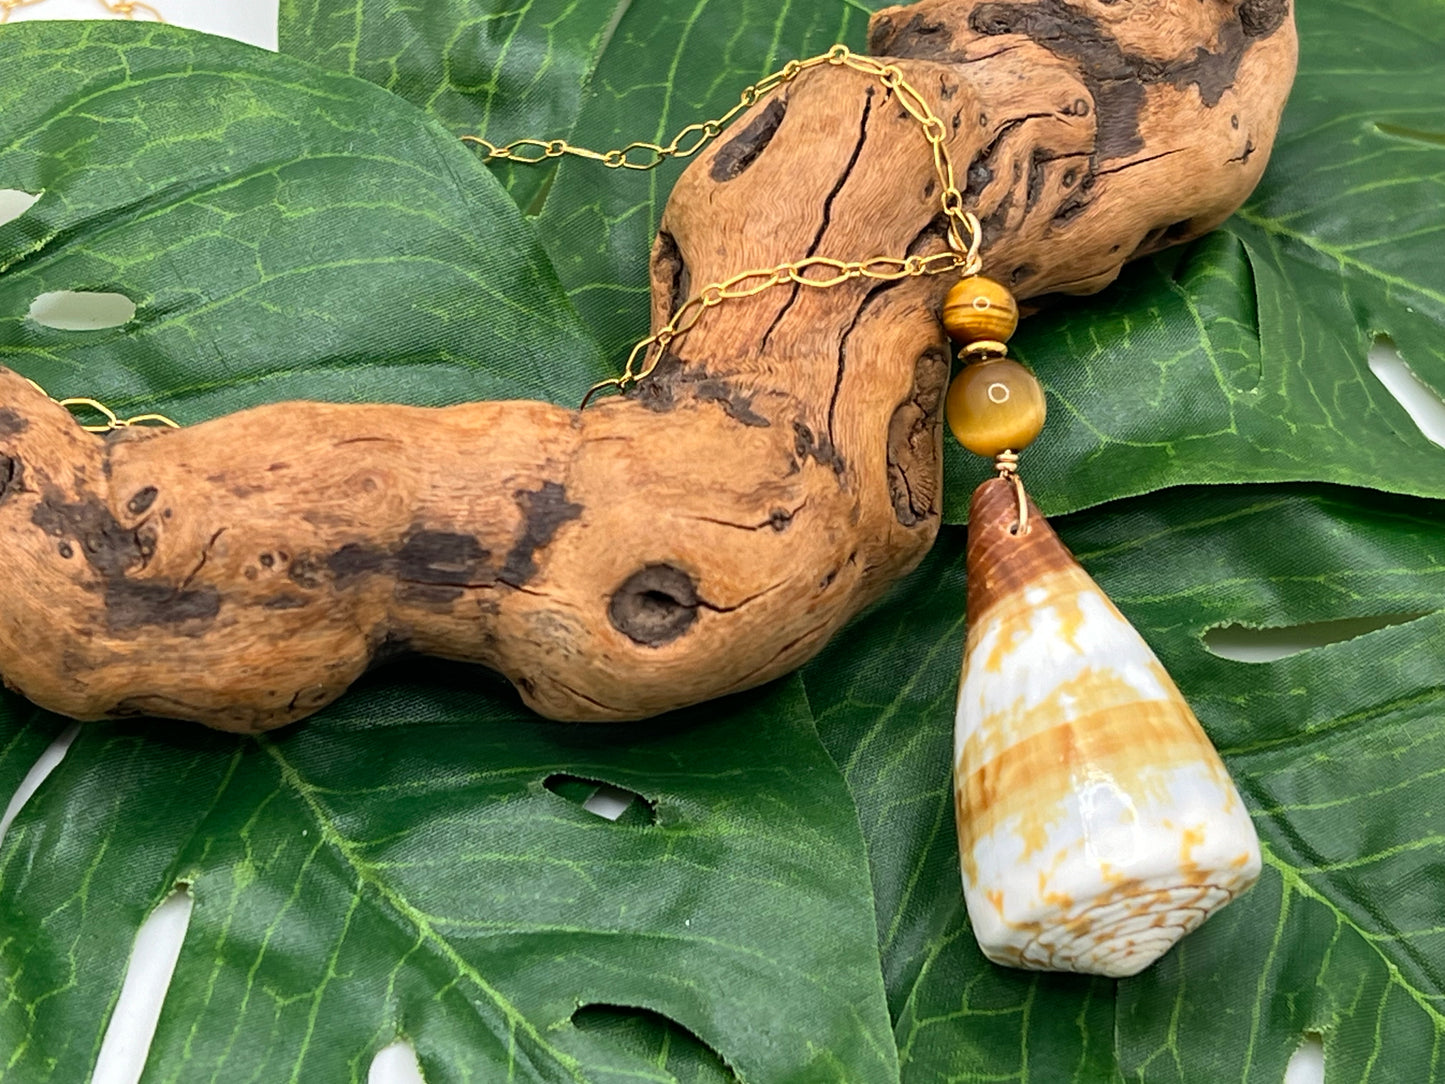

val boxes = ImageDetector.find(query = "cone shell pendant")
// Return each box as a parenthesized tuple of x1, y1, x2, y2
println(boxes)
(954, 477, 1261, 977)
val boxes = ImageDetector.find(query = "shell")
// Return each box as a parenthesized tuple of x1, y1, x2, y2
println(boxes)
(954, 478, 1261, 978)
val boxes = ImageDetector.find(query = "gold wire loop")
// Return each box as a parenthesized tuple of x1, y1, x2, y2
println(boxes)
(122, 413, 182, 429)
(58, 397, 120, 432)
(24, 379, 180, 434)
(993, 451, 1029, 535)
(581, 377, 624, 409)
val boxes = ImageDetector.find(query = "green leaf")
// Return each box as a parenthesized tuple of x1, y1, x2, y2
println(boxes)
(277, 0, 634, 210)
(803, 483, 1445, 1080)
(530, 0, 884, 363)
(0, 22, 894, 1082)
(0, 20, 605, 421)
(5, 2, 1445, 1081)
(0, 670, 895, 1083)
(286, 0, 1445, 517)
(975, 0, 1445, 519)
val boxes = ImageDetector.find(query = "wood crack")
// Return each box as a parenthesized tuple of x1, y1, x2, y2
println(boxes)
(761, 88, 876, 353)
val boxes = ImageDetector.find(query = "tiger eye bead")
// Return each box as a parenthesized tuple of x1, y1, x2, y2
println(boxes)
(946, 358, 1046, 457)
(943, 276, 1019, 344)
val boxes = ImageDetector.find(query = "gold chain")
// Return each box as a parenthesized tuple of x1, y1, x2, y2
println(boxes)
(18, 43, 975, 428)
(468, 44, 982, 403)
(22, 379, 179, 432)
(0, 0, 164, 22)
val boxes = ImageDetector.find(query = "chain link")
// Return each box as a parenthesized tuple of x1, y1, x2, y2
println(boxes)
(0, 0, 163, 21)
(485, 44, 984, 403)
(22, 379, 179, 433)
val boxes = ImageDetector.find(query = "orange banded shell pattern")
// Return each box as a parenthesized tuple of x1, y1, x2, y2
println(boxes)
(953, 478, 1261, 977)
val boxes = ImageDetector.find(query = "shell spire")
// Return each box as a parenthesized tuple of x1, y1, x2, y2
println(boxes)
(955, 477, 1260, 978)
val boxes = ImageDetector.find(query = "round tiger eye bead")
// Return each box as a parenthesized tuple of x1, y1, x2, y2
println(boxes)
(943, 276, 1019, 344)
(946, 358, 1046, 457)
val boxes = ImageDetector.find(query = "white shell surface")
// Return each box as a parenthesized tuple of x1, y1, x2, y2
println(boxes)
(955, 553, 1261, 978)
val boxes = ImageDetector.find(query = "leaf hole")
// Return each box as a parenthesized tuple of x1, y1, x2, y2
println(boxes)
(1369, 334, 1445, 448)
(1204, 613, 1431, 663)
(1284, 1032, 1324, 1084)
(92, 886, 194, 1084)
(572, 1004, 738, 1081)
(368, 1039, 426, 1084)
(0, 189, 41, 229)
(28, 290, 136, 331)
(544, 774, 657, 825)
(0, 722, 80, 850)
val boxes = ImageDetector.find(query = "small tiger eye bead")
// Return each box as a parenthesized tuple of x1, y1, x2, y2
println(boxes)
(946, 358, 1046, 457)
(943, 276, 1019, 344)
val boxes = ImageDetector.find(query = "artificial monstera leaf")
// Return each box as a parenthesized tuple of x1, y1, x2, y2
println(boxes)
(278, 0, 633, 210)
(946, 0, 1445, 517)
(0, 22, 899, 1081)
(0, 670, 895, 1083)
(279, 0, 888, 365)
(3, 4, 1445, 1084)
(803, 484, 1445, 1081)
(281, 0, 1445, 519)
(0, 19, 605, 423)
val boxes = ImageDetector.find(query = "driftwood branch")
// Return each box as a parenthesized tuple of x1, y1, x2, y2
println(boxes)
(0, 0, 1296, 731)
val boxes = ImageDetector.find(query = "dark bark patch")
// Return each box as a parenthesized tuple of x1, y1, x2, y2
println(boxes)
(397, 531, 490, 587)
(126, 486, 158, 517)
(395, 583, 465, 608)
(609, 564, 699, 647)
(693, 377, 770, 428)
(1240, 0, 1289, 38)
(969, 0, 1282, 159)
(626, 353, 770, 427)
(653, 231, 690, 321)
(792, 421, 846, 475)
(626, 353, 685, 413)
(106, 580, 221, 632)
(979, 187, 1014, 248)
(289, 554, 327, 590)
(887, 348, 949, 526)
(261, 593, 311, 610)
(0, 453, 20, 505)
(328, 542, 389, 584)
(869, 11, 950, 57)
(0, 408, 28, 437)
(31, 489, 147, 579)
(34, 479, 220, 632)
(500, 482, 583, 587)
(966, 158, 994, 195)
(710, 97, 787, 182)
(324, 529, 494, 602)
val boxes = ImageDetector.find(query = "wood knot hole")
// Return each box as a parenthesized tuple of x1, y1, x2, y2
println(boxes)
(609, 564, 699, 647)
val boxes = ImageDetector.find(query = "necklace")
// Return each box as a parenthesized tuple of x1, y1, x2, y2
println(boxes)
(4, 36, 1261, 978)
(0, 0, 162, 22)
